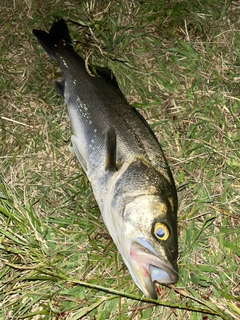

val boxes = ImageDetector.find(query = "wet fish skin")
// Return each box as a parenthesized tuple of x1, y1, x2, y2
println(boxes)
(33, 19, 178, 299)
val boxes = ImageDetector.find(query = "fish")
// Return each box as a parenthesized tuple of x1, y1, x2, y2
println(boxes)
(33, 18, 178, 299)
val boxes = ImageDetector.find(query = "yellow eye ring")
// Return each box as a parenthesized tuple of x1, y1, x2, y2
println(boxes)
(154, 223, 169, 240)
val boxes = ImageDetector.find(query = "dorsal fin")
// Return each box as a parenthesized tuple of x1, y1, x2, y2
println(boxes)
(89, 65, 118, 87)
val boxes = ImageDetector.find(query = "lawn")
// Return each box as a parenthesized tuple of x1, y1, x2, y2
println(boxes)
(0, 0, 239, 319)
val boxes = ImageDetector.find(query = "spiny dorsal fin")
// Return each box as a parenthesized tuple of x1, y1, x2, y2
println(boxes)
(105, 127, 117, 172)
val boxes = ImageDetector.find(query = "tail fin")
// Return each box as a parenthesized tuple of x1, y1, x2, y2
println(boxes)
(33, 19, 72, 59)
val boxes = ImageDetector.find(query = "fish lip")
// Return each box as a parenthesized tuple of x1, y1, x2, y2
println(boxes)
(130, 241, 178, 298)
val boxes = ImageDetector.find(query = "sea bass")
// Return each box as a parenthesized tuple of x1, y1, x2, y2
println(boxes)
(33, 19, 178, 299)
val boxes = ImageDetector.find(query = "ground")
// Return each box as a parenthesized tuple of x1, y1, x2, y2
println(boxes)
(0, 1, 239, 319)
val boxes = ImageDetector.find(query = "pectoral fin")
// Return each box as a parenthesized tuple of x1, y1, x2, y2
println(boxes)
(105, 127, 117, 172)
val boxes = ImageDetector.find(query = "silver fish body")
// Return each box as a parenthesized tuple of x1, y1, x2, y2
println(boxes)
(33, 19, 178, 299)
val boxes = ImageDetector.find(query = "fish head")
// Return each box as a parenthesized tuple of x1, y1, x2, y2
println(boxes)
(122, 195, 178, 299)
(102, 157, 178, 299)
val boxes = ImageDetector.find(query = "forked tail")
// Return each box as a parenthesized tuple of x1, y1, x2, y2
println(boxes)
(33, 18, 73, 59)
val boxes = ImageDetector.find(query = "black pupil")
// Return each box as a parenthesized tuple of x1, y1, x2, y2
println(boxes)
(156, 227, 165, 238)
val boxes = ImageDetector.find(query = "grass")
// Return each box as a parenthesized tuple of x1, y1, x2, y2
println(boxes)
(0, 0, 239, 319)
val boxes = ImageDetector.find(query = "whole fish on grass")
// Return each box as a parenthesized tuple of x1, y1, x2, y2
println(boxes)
(33, 18, 178, 299)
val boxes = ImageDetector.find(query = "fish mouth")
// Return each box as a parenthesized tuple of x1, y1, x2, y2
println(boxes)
(130, 241, 178, 299)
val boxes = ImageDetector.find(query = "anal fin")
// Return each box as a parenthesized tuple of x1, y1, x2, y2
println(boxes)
(55, 79, 65, 97)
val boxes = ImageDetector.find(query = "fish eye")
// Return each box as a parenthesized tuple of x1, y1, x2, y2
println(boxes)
(154, 222, 169, 240)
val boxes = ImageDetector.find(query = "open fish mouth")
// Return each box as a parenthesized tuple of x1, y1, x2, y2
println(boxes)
(130, 241, 178, 299)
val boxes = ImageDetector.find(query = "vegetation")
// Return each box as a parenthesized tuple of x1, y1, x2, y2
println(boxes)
(1, 0, 239, 319)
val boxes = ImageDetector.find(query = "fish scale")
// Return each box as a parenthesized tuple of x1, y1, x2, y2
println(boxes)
(33, 18, 178, 299)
